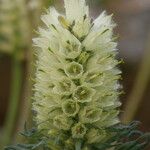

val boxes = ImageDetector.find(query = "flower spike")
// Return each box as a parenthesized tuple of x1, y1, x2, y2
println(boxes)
(33, 0, 122, 149)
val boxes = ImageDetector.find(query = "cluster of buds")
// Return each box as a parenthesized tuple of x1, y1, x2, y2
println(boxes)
(33, 0, 121, 149)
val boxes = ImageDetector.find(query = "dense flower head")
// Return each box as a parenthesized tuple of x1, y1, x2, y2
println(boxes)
(33, 0, 122, 149)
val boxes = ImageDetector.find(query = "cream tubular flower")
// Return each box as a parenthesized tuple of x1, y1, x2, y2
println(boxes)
(33, 0, 121, 149)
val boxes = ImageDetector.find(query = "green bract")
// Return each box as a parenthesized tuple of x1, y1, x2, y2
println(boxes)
(33, 0, 121, 149)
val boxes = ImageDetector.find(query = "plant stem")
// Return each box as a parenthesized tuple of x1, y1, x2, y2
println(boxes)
(1, 55, 22, 148)
(75, 140, 82, 150)
(122, 33, 150, 124)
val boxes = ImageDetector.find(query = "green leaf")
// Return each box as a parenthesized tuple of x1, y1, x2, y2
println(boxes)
(5, 121, 150, 150)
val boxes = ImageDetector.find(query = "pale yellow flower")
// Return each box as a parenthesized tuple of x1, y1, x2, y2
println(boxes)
(33, 0, 121, 148)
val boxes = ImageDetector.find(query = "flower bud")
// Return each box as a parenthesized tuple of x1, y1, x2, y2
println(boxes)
(73, 85, 95, 103)
(53, 78, 75, 95)
(86, 128, 107, 144)
(65, 138, 74, 150)
(60, 41, 81, 59)
(79, 106, 102, 123)
(53, 115, 73, 130)
(65, 62, 83, 79)
(62, 100, 80, 117)
(72, 123, 87, 139)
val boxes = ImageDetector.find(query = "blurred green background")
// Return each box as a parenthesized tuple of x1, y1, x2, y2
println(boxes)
(0, 0, 150, 149)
